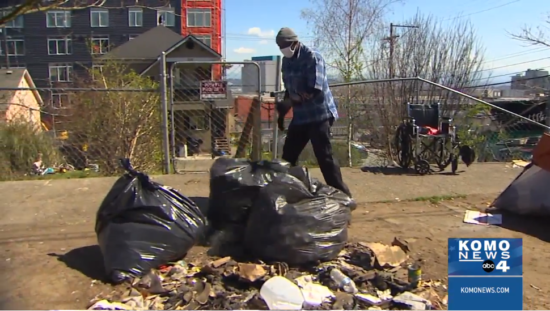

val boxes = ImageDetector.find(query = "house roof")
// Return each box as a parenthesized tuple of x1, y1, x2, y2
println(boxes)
(139, 34, 223, 74)
(0, 68, 43, 106)
(104, 26, 222, 61)
(105, 26, 185, 60)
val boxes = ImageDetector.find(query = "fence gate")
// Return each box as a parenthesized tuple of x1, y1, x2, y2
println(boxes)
(164, 60, 262, 173)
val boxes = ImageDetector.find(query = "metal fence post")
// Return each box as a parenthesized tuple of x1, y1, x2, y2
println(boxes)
(272, 55, 282, 159)
(546, 95, 550, 133)
(159, 52, 171, 174)
(251, 65, 263, 161)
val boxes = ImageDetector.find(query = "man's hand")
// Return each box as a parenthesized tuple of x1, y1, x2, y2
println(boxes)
(276, 98, 292, 131)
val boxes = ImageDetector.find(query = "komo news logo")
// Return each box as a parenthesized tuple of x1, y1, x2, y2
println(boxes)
(458, 239, 511, 273)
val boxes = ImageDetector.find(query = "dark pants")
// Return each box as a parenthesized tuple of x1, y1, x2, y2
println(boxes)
(282, 118, 352, 197)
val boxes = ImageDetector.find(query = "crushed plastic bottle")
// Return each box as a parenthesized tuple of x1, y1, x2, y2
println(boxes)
(330, 268, 358, 294)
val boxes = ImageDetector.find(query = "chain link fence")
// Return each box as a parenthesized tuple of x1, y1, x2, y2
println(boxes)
(0, 85, 162, 181)
(168, 60, 262, 173)
(271, 78, 550, 168)
(0, 60, 266, 180)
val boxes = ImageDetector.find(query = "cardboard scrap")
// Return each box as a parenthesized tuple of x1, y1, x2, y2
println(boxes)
(361, 242, 408, 268)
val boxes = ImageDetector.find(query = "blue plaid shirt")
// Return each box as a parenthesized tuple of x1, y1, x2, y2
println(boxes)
(281, 44, 338, 125)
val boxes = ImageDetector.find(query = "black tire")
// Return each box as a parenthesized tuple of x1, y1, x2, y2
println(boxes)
(435, 139, 453, 171)
(451, 155, 459, 174)
(394, 124, 413, 169)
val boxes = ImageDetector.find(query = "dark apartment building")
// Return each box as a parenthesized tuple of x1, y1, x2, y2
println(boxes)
(0, 0, 181, 96)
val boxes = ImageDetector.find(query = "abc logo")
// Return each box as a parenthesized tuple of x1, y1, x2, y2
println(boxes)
(482, 260, 495, 272)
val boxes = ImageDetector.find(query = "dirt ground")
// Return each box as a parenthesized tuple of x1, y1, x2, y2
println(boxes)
(1, 163, 549, 310)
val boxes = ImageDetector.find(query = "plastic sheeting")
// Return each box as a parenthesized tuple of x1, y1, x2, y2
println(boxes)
(207, 158, 291, 229)
(95, 159, 206, 283)
(244, 174, 351, 266)
(492, 133, 550, 216)
(492, 163, 550, 215)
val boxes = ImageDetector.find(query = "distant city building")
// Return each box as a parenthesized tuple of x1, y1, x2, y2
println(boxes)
(241, 55, 282, 93)
(511, 69, 550, 93)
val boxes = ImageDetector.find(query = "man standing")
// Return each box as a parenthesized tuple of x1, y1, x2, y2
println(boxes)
(275, 27, 352, 198)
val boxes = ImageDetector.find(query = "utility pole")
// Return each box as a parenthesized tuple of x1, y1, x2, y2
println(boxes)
(384, 23, 419, 78)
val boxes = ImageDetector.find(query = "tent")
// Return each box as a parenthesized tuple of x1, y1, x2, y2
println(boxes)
(492, 132, 550, 216)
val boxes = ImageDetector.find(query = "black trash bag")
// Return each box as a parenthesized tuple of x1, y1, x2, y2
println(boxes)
(290, 165, 357, 211)
(244, 174, 351, 266)
(207, 158, 291, 229)
(95, 159, 206, 284)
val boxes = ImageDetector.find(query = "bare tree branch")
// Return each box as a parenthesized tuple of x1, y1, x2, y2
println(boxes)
(509, 13, 550, 48)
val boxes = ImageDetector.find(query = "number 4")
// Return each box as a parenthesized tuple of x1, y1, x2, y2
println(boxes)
(496, 260, 510, 272)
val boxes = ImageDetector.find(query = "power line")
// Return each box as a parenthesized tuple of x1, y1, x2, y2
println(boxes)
(444, 0, 520, 22)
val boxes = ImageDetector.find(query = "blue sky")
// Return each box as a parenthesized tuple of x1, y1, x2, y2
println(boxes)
(223, 0, 550, 82)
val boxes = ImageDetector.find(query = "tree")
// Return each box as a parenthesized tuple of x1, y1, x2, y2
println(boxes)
(365, 12, 488, 158)
(510, 13, 550, 47)
(63, 61, 163, 174)
(301, 0, 399, 167)
(0, 0, 170, 26)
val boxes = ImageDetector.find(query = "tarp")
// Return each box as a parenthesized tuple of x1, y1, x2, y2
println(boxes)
(492, 133, 550, 215)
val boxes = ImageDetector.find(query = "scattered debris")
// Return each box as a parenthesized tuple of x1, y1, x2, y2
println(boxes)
(361, 242, 408, 268)
(512, 159, 529, 168)
(211, 256, 231, 268)
(393, 291, 431, 310)
(530, 284, 542, 291)
(236, 263, 267, 282)
(463, 210, 503, 225)
(260, 276, 304, 310)
(89, 240, 448, 310)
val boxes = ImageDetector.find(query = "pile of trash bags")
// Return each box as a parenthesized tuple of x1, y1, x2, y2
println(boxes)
(95, 159, 206, 283)
(209, 158, 355, 266)
(95, 158, 354, 283)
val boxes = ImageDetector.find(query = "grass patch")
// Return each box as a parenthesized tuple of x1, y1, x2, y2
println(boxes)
(411, 194, 467, 204)
(377, 194, 467, 204)
(18, 170, 103, 181)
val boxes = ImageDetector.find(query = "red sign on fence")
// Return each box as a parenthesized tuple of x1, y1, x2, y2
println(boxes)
(200, 80, 228, 100)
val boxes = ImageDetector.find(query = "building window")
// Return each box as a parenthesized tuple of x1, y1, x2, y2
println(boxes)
(91, 36, 109, 54)
(51, 93, 70, 109)
(46, 11, 71, 28)
(49, 64, 72, 82)
(128, 8, 142, 27)
(90, 9, 109, 27)
(129, 34, 139, 40)
(187, 9, 211, 27)
(0, 10, 24, 28)
(157, 8, 175, 27)
(48, 37, 72, 55)
(91, 64, 103, 80)
(193, 35, 212, 47)
(0, 39, 25, 56)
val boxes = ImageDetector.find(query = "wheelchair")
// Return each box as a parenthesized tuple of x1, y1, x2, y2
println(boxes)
(393, 103, 475, 175)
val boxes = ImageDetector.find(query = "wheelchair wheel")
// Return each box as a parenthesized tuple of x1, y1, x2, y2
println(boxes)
(415, 159, 431, 175)
(451, 154, 459, 174)
(394, 124, 413, 169)
(435, 139, 453, 171)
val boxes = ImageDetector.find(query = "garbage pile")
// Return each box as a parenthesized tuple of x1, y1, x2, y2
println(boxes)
(88, 241, 448, 310)
(90, 158, 447, 310)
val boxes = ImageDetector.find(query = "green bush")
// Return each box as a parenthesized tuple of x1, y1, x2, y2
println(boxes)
(0, 122, 62, 180)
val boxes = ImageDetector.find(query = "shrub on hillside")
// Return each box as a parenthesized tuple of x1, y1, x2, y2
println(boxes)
(0, 122, 61, 180)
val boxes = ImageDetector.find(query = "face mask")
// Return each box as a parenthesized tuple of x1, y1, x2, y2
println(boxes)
(280, 46, 295, 58)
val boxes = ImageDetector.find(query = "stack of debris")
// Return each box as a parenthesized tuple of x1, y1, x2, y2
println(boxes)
(88, 240, 447, 311)
(90, 159, 447, 310)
